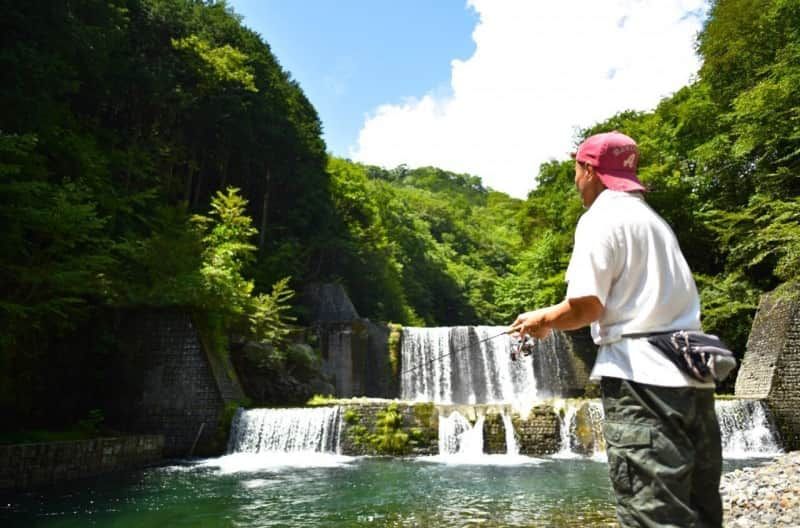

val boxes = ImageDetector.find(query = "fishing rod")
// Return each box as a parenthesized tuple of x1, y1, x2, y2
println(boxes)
(399, 329, 536, 377)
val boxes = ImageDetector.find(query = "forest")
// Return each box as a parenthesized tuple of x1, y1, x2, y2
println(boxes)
(1, 0, 799, 427)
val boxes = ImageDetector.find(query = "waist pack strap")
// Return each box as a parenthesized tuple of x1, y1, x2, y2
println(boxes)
(621, 330, 681, 339)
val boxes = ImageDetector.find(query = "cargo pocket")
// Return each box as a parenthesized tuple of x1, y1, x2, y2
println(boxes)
(603, 421, 652, 497)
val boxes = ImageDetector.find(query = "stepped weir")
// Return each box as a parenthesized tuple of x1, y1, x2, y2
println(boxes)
(227, 326, 782, 459)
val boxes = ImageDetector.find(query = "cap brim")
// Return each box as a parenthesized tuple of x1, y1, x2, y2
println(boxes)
(596, 169, 647, 192)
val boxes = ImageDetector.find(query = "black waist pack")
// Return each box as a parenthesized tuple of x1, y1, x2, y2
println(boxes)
(623, 330, 737, 383)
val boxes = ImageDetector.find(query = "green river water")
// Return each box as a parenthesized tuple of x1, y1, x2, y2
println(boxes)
(0, 454, 762, 528)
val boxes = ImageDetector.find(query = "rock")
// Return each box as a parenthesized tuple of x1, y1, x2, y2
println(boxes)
(722, 451, 800, 527)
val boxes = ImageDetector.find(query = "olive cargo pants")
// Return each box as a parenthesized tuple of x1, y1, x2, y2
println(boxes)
(600, 377, 723, 528)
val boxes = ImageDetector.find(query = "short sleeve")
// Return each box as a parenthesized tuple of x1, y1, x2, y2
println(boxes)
(565, 215, 618, 306)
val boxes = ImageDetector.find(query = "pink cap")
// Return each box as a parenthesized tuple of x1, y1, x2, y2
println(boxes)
(573, 131, 645, 192)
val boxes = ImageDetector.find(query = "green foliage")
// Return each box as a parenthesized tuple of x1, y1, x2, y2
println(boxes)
(327, 158, 522, 326)
(387, 324, 403, 378)
(3, 0, 800, 414)
(343, 407, 361, 425)
(192, 187, 259, 312)
(493, 231, 567, 323)
(172, 34, 257, 93)
(340, 403, 435, 455)
(112, 203, 204, 306)
(306, 394, 339, 407)
(247, 279, 296, 356)
(370, 403, 410, 456)
(347, 424, 370, 446)
(189, 188, 296, 366)
(0, 133, 114, 345)
(704, 195, 800, 286)
(695, 273, 760, 360)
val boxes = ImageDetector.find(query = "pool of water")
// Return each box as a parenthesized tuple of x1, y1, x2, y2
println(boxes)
(0, 455, 768, 528)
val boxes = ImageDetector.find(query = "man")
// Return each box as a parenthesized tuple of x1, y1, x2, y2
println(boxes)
(510, 131, 722, 528)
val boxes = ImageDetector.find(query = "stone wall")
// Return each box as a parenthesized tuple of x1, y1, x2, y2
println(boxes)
(484, 406, 560, 455)
(334, 400, 559, 456)
(736, 285, 800, 450)
(318, 320, 392, 399)
(304, 282, 394, 399)
(512, 406, 562, 455)
(338, 401, 438, 456)
(0, 435, 163, 491)
(366, 322, 393, 397)
(110, 309, 244, 456)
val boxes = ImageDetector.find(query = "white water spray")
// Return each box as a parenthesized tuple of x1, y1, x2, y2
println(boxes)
(438, 410, 485, 456)
(716, 399, 782, 458)
(227, 406, 343, 454)
(553, 397, 781, 460)
(502, 412, 519, 455)
(401, 326, 540, 412)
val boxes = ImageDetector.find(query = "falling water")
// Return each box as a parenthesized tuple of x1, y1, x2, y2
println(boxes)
(401, 326, 540, 410)
(502, 412, 519, 455)
(227, 406, 343, 454)
(529, 331, 568, 397)
(438, 410, 485, 456)
(554, 399, 606, 459)
(716, 399, 782, 458)
(554, 398, 782, 459)
(556, 402, 578, 457)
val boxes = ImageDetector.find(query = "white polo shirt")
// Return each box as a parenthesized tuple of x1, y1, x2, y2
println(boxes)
(565, 190, 714, 388)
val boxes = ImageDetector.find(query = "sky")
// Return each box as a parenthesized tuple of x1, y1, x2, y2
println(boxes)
(229, 0, 709, 198)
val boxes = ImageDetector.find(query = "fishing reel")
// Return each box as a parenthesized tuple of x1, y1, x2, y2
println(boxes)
(510, 335, 536, 361)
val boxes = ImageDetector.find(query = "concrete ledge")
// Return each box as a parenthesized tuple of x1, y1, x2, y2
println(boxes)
(0, 435, 164, 491)
(321, 399, 561, 456)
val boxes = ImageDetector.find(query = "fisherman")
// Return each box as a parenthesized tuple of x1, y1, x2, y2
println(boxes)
(510, 131, 722, 528)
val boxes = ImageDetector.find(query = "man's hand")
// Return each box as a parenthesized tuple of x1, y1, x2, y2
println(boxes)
(509, 308, 552, 339)
(509, 296, 604, 339)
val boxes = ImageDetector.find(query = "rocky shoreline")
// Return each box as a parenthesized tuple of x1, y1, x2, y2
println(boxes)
(721, 450, 800, 527)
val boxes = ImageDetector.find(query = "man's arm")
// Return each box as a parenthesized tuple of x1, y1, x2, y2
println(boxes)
(509, 296, 603, 338)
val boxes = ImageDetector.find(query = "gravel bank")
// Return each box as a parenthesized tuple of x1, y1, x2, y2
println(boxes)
(721, 451, 800, 527)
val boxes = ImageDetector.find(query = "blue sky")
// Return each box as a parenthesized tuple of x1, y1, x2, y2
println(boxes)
(228, 1, 708, 197)
(228, 0, 478, 157)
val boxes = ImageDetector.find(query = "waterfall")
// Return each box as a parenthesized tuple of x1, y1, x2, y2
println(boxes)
(403, 327, 452, 403)
(438, 410, 485, 456)
(502, 412, 519, 455)
(553, 398, 782, 459)
(716, 399, 782, 458)
(401, 326, 540, 409)
(227, 406, 343, 454)
(554, 399, 606, 458)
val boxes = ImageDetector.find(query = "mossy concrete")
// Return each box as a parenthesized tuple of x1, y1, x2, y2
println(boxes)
(330, 399, 561, 456)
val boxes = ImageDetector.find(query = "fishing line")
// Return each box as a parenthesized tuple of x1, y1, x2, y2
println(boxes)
(399, 329, 513, 377)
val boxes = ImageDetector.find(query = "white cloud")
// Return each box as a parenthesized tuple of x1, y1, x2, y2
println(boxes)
(350, 0, 708, 198)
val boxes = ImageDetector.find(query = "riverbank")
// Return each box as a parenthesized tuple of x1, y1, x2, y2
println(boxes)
(721, 450, 800, 527)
